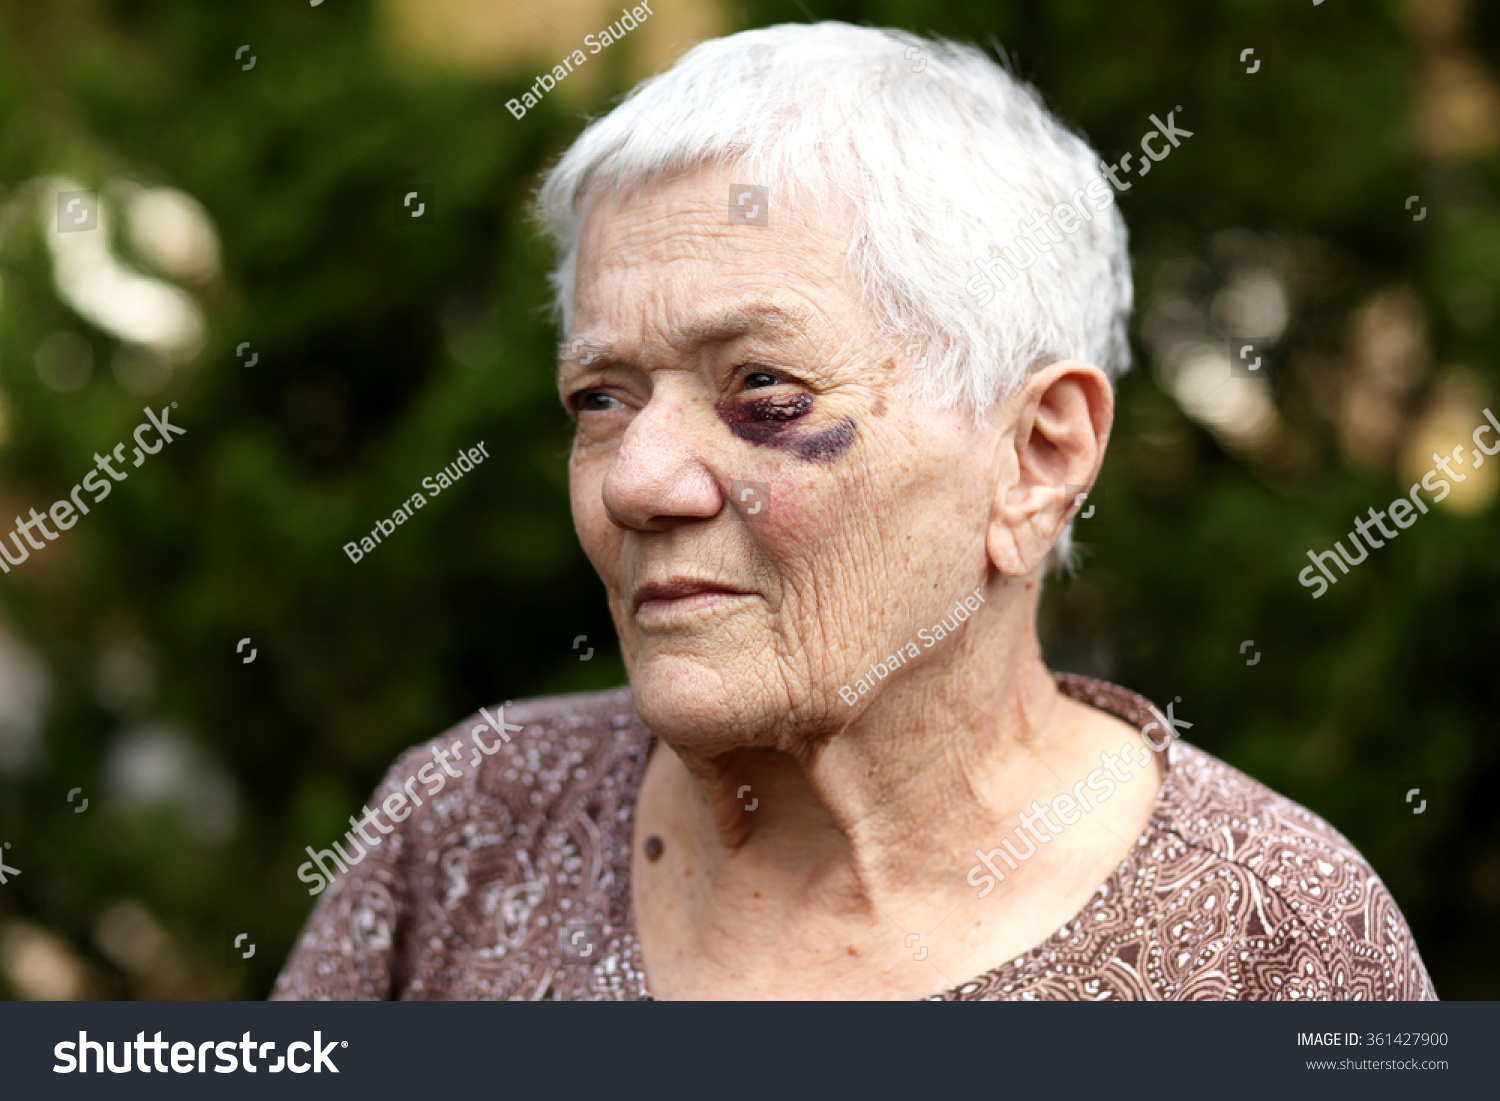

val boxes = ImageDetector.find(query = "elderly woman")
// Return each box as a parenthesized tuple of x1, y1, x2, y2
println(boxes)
(275, 23, 1434, 1001)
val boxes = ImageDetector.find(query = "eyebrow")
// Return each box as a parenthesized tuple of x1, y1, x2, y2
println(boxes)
(557, 303, 819, 374)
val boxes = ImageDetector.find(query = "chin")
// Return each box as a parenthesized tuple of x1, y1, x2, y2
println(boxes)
(626, 646, 858, 755)
(626, 650, 789, 749)
(628, 652, 754, 745)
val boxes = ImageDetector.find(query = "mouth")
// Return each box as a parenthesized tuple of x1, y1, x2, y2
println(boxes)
(632, 577, 757, 620)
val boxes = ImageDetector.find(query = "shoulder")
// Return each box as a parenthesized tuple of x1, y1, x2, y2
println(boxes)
(273, 686, 652, 1001)
(1144, 741, 1435, 1000)
(391, 685, 649, 816)
(379, 684, 653, 873)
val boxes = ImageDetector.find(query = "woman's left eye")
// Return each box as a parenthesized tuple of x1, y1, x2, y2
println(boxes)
(743, 371, 780, 390)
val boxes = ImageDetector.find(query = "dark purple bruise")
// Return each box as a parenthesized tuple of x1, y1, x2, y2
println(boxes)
(714, 392, 807, 447)
(716, 392, 813, 428)
(714, 393, 856, 464)
(792, 417, 856, 463)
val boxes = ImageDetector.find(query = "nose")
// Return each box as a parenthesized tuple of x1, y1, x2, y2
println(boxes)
(599, 398, 724, 531)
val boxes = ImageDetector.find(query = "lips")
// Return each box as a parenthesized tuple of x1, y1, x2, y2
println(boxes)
(632, 577, 755, 615)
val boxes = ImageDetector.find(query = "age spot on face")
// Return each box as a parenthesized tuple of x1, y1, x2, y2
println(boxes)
(714, 392, 858, 464)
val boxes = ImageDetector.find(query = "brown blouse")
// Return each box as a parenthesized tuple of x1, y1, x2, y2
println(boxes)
(272, 674, 1437, 1001)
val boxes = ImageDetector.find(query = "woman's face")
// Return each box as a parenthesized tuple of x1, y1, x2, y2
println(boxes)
(562, 164, 1010, 750)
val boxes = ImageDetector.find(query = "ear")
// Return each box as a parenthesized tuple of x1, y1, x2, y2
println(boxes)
(985, 360, 1114, 577)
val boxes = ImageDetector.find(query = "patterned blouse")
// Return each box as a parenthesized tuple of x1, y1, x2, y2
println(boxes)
(272, 674, 1436, 1001)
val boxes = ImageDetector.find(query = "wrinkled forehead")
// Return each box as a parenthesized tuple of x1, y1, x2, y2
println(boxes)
(567, 166, 868, 361)
(558, 301, 831, 377)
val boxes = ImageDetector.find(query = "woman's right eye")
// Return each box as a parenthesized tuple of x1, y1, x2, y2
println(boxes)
(575, 391, 625, 413)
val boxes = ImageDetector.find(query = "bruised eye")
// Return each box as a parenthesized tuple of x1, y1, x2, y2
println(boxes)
(743, 371, 780, 390)
(576, 391, 625, 413)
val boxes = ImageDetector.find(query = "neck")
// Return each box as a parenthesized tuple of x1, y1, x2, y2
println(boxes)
(655, 580, 1090, 908)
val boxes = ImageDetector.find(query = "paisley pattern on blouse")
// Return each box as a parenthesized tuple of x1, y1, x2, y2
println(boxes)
(272, 675, 1436, 1001)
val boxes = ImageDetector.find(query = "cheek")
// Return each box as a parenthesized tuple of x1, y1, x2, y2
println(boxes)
(732, 465, 872, 584)
(569, 453, 618, 571)
(748, 444, 932, 604)
(751, 487, 881, 669)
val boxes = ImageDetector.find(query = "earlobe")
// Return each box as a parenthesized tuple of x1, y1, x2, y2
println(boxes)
(985, 504, 1029, 576)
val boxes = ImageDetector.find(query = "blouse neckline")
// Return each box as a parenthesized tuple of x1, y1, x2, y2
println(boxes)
(610, 672, 1179, 1000)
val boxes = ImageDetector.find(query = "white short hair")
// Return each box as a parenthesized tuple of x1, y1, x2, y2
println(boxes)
(535, 22, 1133, 565)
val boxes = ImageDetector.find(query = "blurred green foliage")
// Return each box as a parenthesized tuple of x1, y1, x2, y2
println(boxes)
(0, 0, 1495, 999)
